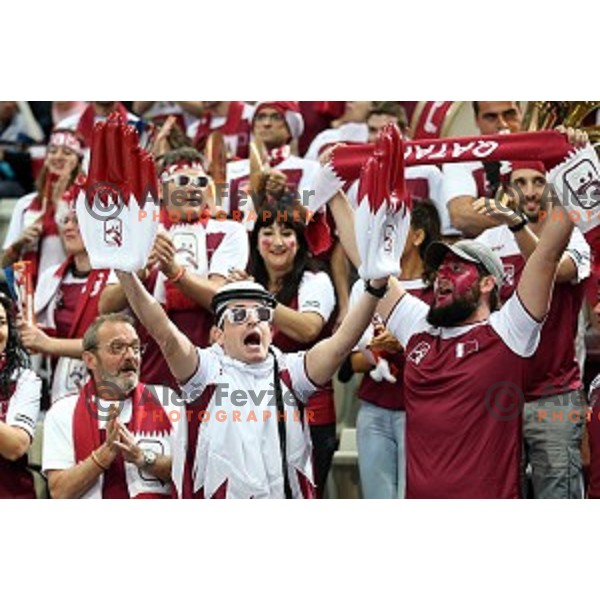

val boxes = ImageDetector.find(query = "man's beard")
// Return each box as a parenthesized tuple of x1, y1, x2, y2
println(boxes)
(96, 364, 139, 397)
(427, 288, 480, 328)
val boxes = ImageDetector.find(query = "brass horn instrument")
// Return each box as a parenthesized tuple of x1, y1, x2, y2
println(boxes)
(522, 101, 600, 145)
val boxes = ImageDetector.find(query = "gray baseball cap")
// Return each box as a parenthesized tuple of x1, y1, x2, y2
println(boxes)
(425, 240, 505, 288)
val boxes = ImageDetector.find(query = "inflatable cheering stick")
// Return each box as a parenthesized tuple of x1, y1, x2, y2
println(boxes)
(76, 113, 159, 271)
(355, 124, 411, 281)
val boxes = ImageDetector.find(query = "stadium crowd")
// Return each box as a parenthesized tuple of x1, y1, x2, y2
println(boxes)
(1, 99, 600, 499)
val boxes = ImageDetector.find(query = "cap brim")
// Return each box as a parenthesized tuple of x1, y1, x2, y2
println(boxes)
(424, 241, 481, 271)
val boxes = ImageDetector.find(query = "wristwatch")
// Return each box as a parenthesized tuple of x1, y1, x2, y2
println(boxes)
(142, 449, 158, 468)
(509, 214, 528, 233)
(364, 279, 389, 299)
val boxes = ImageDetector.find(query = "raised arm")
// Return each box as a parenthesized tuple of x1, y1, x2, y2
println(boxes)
(18, 322, 83, 358)
(328, 191, 360, 268)
(115, 271, 198, 383)
(516, 203, 574, 321)
(448, 195, 498, 237)
(473, 196, 582, 283)
(305, 278, 386, 386)
(98, 282, 130, 314)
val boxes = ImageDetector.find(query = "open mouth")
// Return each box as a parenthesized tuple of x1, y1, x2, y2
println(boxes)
(243, 331, 262, 348)
(435, 282, 453, 303)
(119, 364, 137, 376)
(525, 200, 539, 212)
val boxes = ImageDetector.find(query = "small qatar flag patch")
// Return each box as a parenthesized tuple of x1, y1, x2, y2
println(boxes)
(456, 340, 479, 358)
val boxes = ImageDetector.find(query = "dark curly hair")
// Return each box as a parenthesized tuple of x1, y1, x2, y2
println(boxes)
(0, 293, 31, 398)
(249, 201, 328, 306)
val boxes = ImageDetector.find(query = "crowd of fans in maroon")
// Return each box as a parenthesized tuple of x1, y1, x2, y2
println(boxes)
(1, 100, 599, 499)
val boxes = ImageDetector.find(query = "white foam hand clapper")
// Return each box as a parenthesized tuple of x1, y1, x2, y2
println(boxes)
(76, 114, 159, 271)
(369, 358, 397, 384)
(355, 125, 411, 281)
(547, 143, 600, 248)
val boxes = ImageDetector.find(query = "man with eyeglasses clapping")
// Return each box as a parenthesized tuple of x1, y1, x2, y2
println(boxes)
(41, 313, 180, 499)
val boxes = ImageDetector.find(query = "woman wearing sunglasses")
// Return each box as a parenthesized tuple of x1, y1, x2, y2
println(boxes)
(2, 129, 84, 284)
(248, 202, 337, 497)
(0, 292, 42, 498)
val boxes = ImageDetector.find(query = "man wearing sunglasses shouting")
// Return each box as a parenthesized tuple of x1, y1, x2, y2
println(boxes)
(100, 147, 249, 392)
(114, 271, 390, 499)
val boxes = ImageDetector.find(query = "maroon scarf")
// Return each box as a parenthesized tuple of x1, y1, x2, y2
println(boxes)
(329, 130, 574, 181)
(315, 129, 576, 213)
(72, 380, 172, 498)
(52, 258, 109, 338)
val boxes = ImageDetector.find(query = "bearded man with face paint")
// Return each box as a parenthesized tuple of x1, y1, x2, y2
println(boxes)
(376, 199, 576, 498)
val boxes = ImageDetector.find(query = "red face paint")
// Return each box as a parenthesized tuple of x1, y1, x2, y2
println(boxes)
(258, 225, 298, 264)
(284, 236, 297, 252)
(260, 237, 272, 251)
(434, 255, 480, 307)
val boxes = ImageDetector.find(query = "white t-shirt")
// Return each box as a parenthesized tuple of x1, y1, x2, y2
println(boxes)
(0, 368, 41, 439)
(225, 155, 320, 229)
(438, 161, 483, 236)
(476, 224, 591, 285)
(387, 292, 541, 358)
(42, 385, 180, 499)
(297, 271, 336, 322)
(346, 165, 445, 228)
(173, 345, 317, 499)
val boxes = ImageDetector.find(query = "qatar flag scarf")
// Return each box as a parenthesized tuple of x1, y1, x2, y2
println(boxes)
(35, 257, 109, 338)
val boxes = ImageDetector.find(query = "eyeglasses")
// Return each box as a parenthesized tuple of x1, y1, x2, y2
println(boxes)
(92, 341, 147, 356)
(220, 306, 274, 327)
(255, 112, 285, 123)
(166, 174, 210, 188)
